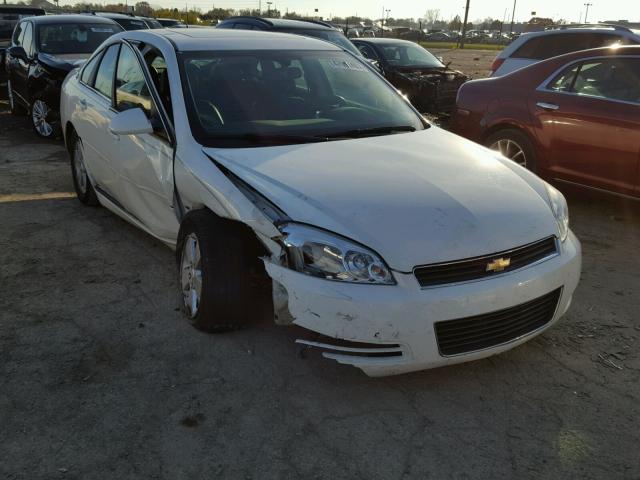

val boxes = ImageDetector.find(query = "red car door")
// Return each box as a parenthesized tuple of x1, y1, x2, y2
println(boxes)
(530, 57, 640, 197)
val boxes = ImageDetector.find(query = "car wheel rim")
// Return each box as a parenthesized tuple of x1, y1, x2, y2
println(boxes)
(73, 141, 88, 195)
(490, 139, 527, 168)
(7, 80, 14, 111)
(32, 100, 53, 137)
(180, 233, 203, 318)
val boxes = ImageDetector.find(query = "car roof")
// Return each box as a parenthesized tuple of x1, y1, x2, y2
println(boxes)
(352, 38, 417, 46)
(94, 12, 140, 19)
(123, 28, 345, 52)
(221, 17, 336, 31)
(24, 14, 120, 25)
(517, 26, 640, 39)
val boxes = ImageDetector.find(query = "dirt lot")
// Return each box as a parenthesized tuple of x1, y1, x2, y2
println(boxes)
(1, 50, 639, 479)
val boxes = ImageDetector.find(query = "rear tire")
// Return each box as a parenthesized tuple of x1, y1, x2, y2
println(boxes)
(485, 128, 537, 173)
(69, 133, 99, 206)
(177, 210, 259, 333)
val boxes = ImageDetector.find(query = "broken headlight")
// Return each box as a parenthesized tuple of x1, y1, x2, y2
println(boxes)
(279, 223, 395, 285)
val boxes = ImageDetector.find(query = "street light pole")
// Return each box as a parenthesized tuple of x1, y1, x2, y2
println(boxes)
(584, 3, 593, 23)
(460, 0, 471, 49)
(509, 0, 517, 36)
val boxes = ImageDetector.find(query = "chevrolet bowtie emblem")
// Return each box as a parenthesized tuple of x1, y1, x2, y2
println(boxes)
(486, 257, 511, 272)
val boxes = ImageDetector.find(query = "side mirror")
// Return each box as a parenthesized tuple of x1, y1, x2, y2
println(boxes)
(8, 45, 27, 61)
(109, 108, 153, 136)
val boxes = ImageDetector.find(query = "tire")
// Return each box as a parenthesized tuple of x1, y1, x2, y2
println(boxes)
(30, 98, 59, 138)
(7, 79, 26, 116)
(69, 133, 99, 206)
(485, 128, 537, 173)
(177, 210, 259, 333)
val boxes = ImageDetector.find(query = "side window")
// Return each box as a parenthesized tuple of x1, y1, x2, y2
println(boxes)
(548, 63, 580, 92)
(12, 21, 24, 45)
(115, 45, 152, 116)
(358, 45, 378, 60)
(94, 44, 120, 99)
(21, 22, 33, 56)
(514, 33, 628, 61)
(143, 48, 173, 122)
(80, 51, 103, 85)
(573, 59, 640, 104)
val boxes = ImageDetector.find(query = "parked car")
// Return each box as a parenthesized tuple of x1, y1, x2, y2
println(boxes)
(216, 17, 362, 57)
(60, 28, 580, 376)
(490, 24, 640, 76)
(424, 32, 454, 42)
(352, 38, 468, 115)
(0, 5, 45, 73)
(5, 14, 123, 137)
(450, 45, 640, 199)
(92, 12, 151, 31)
(156, 18, 187, 28)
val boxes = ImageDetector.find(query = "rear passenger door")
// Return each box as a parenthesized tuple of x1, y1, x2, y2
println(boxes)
(532, 56, 640, 196)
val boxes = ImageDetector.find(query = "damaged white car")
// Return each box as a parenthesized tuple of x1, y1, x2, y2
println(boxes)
(60, 29, 581, 376)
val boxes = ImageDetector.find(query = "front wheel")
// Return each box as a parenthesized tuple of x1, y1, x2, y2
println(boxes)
(485, 128, 537, 172)
(31, 98, 59, 138)
(177, 211, 258, 333)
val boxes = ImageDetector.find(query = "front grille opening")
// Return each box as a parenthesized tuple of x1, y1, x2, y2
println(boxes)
(415, 237, 558, 288)
(434, 288, 562, 356)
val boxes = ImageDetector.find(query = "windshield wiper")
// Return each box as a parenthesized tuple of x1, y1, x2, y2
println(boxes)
(323, 125, 418, 139)
(211, 133, 329, 145)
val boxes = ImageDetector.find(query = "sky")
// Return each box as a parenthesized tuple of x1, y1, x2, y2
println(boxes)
(58, 0, 637, 24)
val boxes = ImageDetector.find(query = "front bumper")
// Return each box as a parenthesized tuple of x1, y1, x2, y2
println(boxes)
(265, 232, 581, 377)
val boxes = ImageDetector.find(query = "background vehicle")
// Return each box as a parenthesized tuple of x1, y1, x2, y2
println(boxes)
(353, 38, 468, 115)
(92, 12, 151, 31)
(451, 45, 640, 199)
(0, 5, 45, 73)
(156, 18, 187, 28)
(490, 25, 640, 76)
(61, 29, 579, 376)
(216, 17, 362, 56)
(5, 14, 122, 137)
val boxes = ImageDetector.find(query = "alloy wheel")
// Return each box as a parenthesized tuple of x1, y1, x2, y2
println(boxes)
(181, 233, 203, 318)
(32, 99, 54, 137)
(490, 139, 527, 168)
(73, 140, 88, 195)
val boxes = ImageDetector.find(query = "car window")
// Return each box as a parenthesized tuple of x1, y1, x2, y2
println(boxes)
(143, 48, 173, 122)
(378, 43, 444, 68)
(12, 21, 24, 44)
(181, 50, 425, 148)
(357, 44, 378, 60)
(572, 58, 640, 104)
(115, 18, 148, 31)
(38, 23, 121, 55)
(80, 50, 103, 85)
(94, 43, 120, 99)
(21, 22, 33, 56)
(513, 33, 624, 60)
(548, 63, 581, 92)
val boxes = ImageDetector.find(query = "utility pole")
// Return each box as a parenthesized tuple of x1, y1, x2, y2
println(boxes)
(584, 3, 592, 23)
(380, 6, 385, 37)
(267, 1, 272, 17)
(509, 0, 517, 36)
(460, 0, 470, 49)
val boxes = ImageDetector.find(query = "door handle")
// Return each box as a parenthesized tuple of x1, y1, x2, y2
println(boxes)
(536, 102, 559, 111)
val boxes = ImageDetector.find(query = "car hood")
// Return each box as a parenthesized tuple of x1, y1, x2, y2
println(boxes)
(203, 128, 559, 272)
(38, 52, 91, 71)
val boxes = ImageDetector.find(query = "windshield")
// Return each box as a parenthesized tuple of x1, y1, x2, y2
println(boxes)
(287, 29, 362, 56)
(378, 43, 444, 68)
(181, 50, 425, 148)
(37, 23, 122, 54)
(114, 18, 149, 30)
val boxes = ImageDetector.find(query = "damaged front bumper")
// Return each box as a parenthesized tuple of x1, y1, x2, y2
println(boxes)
(264, 232, 581, 377)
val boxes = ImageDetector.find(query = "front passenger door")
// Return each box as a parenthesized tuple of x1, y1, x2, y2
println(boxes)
(111, 43, 178, 240)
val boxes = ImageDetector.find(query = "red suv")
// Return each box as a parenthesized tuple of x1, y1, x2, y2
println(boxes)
(451, 45, 640, 198)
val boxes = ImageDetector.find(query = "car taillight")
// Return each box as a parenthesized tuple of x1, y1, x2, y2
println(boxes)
(490, 57, 505, 74)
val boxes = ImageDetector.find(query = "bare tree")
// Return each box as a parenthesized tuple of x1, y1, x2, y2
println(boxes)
(423, 8, 440, 28)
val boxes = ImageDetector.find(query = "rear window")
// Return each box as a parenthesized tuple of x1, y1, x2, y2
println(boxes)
(38, 23, 121, 54)
(115, 18, 149, 31)
(512, 33, 627, 60)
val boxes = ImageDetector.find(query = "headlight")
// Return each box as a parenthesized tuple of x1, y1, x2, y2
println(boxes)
(545, 183, 569, 242)
(279, 223, 395, 285)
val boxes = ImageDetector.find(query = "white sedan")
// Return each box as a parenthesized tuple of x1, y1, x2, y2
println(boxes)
(60, 29, 581, 376)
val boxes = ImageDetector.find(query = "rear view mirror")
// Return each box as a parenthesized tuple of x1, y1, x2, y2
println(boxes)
(8, 45, 27, 61)
(109, 108, 153, 136)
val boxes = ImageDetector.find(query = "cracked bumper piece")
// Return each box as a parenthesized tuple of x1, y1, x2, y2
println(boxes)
(265, 232, 581, 377)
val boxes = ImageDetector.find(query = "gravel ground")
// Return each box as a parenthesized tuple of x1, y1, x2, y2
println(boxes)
(1, 58, 639, 480)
